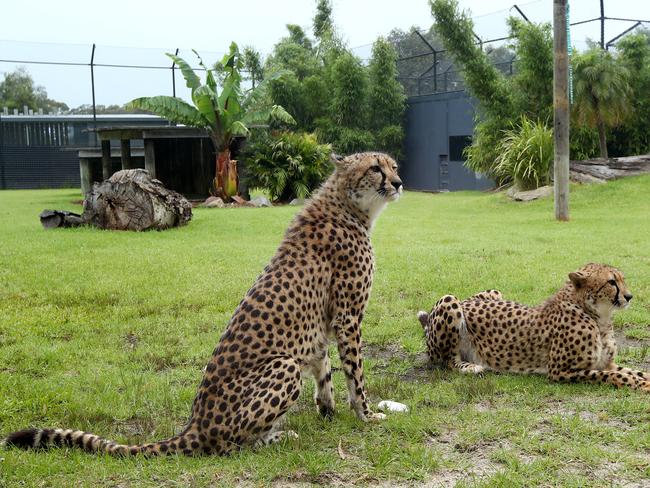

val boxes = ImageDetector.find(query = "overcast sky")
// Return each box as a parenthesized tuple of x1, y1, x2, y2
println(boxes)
(2, 0, 649, 108)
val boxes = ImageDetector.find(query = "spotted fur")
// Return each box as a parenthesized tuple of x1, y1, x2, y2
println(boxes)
(418, 263, 650, 390)
(4, 152, 403, 456)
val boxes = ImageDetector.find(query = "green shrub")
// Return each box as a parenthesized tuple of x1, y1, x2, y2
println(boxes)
(494, 117, 553, 190)
(570, 125, 600, 161)
(242, 131, 332, 202)
(335, 127, 375, 154)
(314, 120, 375, 155)
(375, 124, 404, 160)
(464, 116, 509, 180)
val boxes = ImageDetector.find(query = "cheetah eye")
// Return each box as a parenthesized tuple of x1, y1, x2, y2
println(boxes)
(608, 279, 616, 286)
(370, 166, 382, 173)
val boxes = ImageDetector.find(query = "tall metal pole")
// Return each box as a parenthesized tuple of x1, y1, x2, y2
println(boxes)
(600, 0, 605, 49)
(0, 109, 5, 190)
(90, 43, 98, 146)
(171, 47, 179, 97)
(553, 0, 570, 221)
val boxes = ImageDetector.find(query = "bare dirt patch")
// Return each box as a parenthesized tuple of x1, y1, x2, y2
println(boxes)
(615, 327, 650, 371)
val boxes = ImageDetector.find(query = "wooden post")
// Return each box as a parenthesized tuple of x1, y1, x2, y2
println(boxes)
(120, 139, 133, 170)
(79, 158, 92, 195)
(101, 140, 112, 180)
(553, 0, 570, 221)
(144, 139, 156, 179)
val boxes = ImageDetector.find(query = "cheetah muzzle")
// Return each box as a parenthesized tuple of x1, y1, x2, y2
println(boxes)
(418, 263, 649, 391)
(4, 152, 403, 456)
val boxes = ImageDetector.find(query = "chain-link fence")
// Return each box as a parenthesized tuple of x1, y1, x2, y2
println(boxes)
(381, 2, 650, 98)
(1, 0, 649, 112)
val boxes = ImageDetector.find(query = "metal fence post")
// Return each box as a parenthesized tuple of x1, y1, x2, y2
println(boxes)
(171, 47, 179, 97)
(90, 43, 98, 146)
(0, 110, 5, 190)
(433, 50, 438, 92)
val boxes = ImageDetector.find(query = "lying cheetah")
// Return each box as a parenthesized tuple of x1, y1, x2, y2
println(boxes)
(5, 152, 403, 456)
(418, 263, 650, 391)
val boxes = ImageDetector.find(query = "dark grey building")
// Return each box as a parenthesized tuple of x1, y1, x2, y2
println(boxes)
(402, 90, 493, 192)
(0, 114, 167, 190)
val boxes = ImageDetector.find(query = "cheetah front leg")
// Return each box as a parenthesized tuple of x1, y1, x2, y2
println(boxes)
(607, 365, 650, 381)
(333, 314, 385, 422)
(310, 351, 336, 419)
(549, 367, 650, 391)
(548, 335, 650, 391)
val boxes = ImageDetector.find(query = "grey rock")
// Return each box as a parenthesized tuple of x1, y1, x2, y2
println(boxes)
(250, 196, 272, 208)
(511, 185, 553, 202)
(203, 196, 225, 208)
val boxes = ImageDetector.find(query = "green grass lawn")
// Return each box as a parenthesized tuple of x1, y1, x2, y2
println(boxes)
(1, 176, 649, 487)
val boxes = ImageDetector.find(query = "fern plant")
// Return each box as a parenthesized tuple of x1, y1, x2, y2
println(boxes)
(243, 131, 332, 202)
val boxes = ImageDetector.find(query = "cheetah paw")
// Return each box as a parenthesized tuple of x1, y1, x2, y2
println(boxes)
(283, 430, 299, 440)
(367, 412, 387, 422)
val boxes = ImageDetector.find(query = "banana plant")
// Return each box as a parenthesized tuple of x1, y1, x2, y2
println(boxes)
(128, 42, 295, 201)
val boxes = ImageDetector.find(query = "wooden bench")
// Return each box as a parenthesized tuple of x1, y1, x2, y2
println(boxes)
(78, 147, 144, 194)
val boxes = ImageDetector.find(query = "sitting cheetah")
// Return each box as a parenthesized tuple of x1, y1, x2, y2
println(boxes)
(418, 263, 650, 391)
(5, 152, 403, 456)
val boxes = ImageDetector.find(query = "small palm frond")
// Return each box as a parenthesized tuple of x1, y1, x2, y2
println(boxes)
(127, 96, 208, 128)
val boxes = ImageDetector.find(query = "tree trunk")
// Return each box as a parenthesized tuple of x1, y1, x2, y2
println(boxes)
(597, 119, 608, 159)
(553, 0, 570, 221)
(82, 169, 192, 231)
(214, 149, 239, 201)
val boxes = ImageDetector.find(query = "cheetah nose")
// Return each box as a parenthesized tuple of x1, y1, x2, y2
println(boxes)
(624, 293, 633, 301)
(391, 180, 402, 191)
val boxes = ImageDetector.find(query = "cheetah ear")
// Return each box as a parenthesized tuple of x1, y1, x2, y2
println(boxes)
(569, 272, 587, 289)
(417, 311, 429, 328)
(330, 153, 346, 169)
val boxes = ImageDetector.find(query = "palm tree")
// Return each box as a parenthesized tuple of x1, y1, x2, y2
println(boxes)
(128, 42, 294, 201)
(572, 47, 631, 159)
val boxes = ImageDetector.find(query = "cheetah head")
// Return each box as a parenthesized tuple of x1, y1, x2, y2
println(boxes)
(569, 263, 633, 318)
(332, 152, 402, 223)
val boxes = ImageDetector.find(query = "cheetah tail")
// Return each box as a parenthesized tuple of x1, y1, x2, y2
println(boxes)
(417, 311, 429, 329)
(3, 427, 196, 457)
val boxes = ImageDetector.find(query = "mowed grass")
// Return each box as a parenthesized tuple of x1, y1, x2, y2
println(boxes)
(1, 176, 649, 487)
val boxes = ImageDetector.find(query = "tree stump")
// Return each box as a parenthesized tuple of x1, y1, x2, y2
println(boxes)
(39, 210, 84, 229)
(81, 169, 192, 231)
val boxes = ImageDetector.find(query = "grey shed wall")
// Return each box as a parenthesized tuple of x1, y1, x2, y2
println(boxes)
(0, 115, 168, 190)
(402, 90, 493, 192)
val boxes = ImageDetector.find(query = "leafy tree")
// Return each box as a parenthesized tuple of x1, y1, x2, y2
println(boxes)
(368, 38, 405, 129)
(331, 52, 368, 128)
(572, 47, 631, 159)
(0, 67, 68, 113)
(430, 0, 515, 120)
(610, 31, 650, 155)
(242, 47, 264, 88)
(128, 43, 295, 201)
(265, 2, 403, 157)
(286, 24, 314, 50)
(313, 0, 333, 40)
(266, 32, 320, 81)
(508, 18, 553, 121)
(368, 37, 406, 157)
